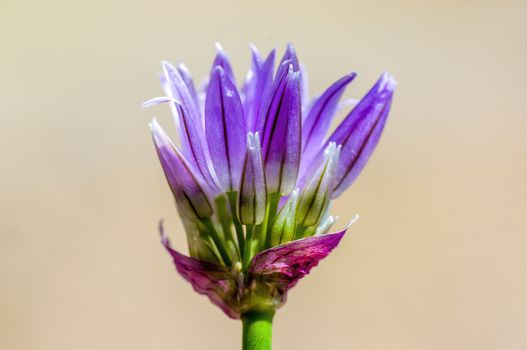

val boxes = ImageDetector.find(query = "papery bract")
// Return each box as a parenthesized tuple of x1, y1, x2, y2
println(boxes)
(160, 221, 348, 319)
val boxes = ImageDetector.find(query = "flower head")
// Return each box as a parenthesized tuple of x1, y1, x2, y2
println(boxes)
(145, 44, 396, 319)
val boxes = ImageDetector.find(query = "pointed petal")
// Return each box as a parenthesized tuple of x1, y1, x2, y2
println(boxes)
(243, 48, 276, 132)
(160, 222, 241, 319)
(176, 63, 200, 112)
(212, 43, 236, 84)
(261, 66, 302, 195)
(173, 102, 220, 192)
(205, 67, 247, 191)
(162, 61, 201, 125)
(300, 73, 356, 175)
(330, 72, 396, 197)
(159, 75, 194, 156)
(241, 47, 260, 106)
(150, 119, 213, 220)
(161, 62, 220, 190)
(237, 132, 267, 225)
(249, 227, 347, 292)
(275, 43, 300, 81)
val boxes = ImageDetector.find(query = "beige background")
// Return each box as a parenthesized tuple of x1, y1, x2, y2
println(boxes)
(1, 0, 526, 349)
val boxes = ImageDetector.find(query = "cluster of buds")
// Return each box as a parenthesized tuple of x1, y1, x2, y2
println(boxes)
(144, 44, 396, 319)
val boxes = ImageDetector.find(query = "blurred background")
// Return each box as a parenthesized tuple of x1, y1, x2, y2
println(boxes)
(1, 0, 526, 349)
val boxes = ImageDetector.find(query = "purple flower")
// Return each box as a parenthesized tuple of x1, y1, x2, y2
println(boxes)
(144, 44, 396, 319)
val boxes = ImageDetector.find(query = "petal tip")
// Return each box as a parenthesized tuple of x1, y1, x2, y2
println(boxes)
(379, 71, 397, 92)
(214, 42, 224, 53)
(161, 60, 174, 71)
(249, 43, 259, 55)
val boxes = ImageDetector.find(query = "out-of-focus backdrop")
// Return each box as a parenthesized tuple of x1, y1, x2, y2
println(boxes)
(1, 0, 526, 349)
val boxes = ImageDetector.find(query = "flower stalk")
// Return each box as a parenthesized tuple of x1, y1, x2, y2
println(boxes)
(242, 310, 275, 350)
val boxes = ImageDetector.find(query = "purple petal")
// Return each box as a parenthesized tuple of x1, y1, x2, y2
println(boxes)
(211, 43, 236, 85)
(242, 45, 264, 91)
(205, 66, 247, 191)
(161, 62, 219, 191)
(275, 43, 300, 82)
(330, 72, 396, 197)
(300, 73, 356, 176)
(150, 119, 213, 220)
(162, 61, 201, 126)
(176, 63, 200, 113)
(249, 228, 347, 291)
(261, 67, 302, 195)
(174, 102, 220, 192)
(160, 222, 241, 319)
(243, 48, 276, 132)
(159, 75, 195, 157)
(254, 56, 292, 134)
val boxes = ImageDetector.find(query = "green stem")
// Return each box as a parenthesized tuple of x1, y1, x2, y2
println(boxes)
(202, 219, 232, 266)
(262, 192, 281, 249)
(227, 191, 245, 257)
(242, 310, 274, 350)
(294, 225, 308, 240)
(243, 224, 254, 270)
(215, 195, 240, 261)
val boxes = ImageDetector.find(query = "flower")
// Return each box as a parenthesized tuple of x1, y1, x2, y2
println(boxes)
(144, 44, 396, 319)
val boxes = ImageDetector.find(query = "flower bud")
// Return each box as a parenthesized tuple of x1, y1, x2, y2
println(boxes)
(297, 142, 341, 228)
(237, 132, 267, 225)
(270, 189, 299, 246)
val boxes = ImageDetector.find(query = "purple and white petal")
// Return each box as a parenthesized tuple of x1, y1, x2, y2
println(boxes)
(244, 48, 276, 132)
(205, 66, 247, 191)
(300, 73, 356, 178)
(177, 63, 200, 114)
(211, 43, 236, 85)
(275, 43, 299, 81)
(162, 62, 220, 190)
(174, 102, 221, 192)
(150, 118, 213, 220)
(261, 67, 302, 195)
(329, 72, 396, 197)
(162, 61, 202, 125)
